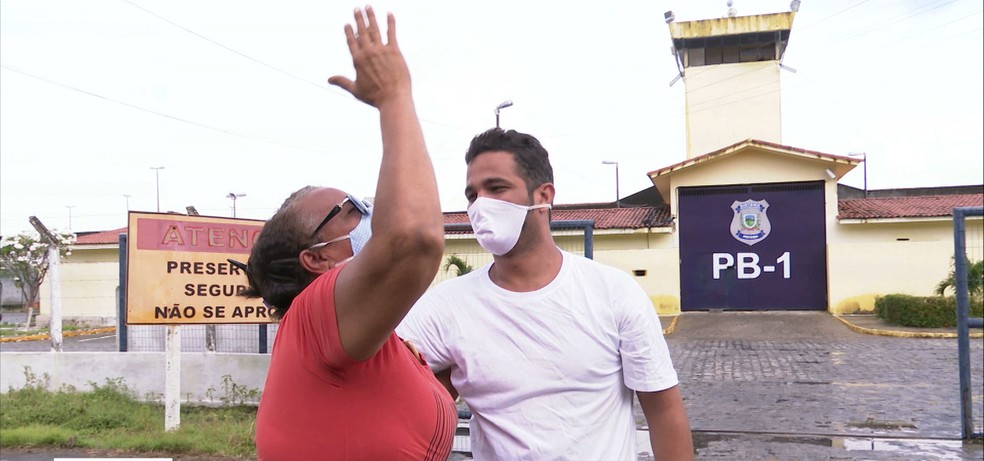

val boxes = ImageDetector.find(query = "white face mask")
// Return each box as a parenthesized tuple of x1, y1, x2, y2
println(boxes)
(333, 211, 373, 255)
(467, 197, 551, 255)
(310, 204, 373, 264)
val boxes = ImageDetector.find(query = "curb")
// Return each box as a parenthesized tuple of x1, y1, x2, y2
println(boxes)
(0, 326, 115, 343)
(833, 315, 984, 339)
(661, 315, 680, 336)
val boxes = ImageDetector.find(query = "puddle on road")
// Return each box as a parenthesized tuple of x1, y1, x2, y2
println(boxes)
(835, 437, 976, 460)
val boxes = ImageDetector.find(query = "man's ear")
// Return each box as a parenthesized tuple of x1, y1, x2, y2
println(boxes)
(536, 182, 555, 207)
(298, 248, 337, 274)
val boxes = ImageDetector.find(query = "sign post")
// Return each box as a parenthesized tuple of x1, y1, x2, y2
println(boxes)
(125, 212, 271, 430)
(165, 324, 181, 431)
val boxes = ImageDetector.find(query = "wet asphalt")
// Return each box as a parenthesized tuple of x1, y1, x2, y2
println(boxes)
(652, 311, 984, 460)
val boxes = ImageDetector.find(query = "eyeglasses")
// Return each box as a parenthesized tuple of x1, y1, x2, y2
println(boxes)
(310, 194, 370, 238)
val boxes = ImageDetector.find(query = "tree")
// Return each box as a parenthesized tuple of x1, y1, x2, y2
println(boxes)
(443, 255, 474, 277)
(935, 257, 984, 298)
(0, 231, 75, 308)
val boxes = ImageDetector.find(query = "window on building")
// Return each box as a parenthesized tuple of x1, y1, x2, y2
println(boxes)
(674, 30, 789, 68)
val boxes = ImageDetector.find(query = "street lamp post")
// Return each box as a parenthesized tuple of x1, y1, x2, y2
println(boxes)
(150, 167, 165, 212)
(602, 160, 620, 208)
(123, 194, 131, 211)
(495, 100, 513, 128)
(226, 192, 246, 217)
(66, 206, 75, 231)
(848, 152, 867, 198)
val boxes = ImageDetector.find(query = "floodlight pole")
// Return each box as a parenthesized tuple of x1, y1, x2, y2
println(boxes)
(602, 161, 620, 208)
(495, 100, 513, 128)
(150, 166, 165, 212)
(861, 154, 868, 198)
(226, 192, 246, 217)
(848, 153, 867, 198)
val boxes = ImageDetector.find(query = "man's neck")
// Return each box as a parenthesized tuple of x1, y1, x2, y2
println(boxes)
(488, 241, 563, 292)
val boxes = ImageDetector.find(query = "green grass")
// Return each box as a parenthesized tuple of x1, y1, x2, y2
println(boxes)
(0, 377, 257, 459)
(0, 323, 87, 337)
(0, 326, 24, 337)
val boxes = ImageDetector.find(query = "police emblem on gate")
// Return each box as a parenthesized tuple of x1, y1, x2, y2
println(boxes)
(730, 199, 771, 246)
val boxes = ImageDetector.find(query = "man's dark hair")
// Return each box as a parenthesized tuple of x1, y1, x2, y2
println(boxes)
(240, 186, 321, 320)
(465, 128, 554, 194)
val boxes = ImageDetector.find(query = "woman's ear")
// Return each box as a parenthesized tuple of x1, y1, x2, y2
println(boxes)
(298, 248, 338, 274)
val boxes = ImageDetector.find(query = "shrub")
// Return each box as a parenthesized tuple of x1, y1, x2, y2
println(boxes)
(443, 255, 474, 277)
(1, 375, 258, 458)
(875, 294, 984, 328)
(935, 258, 984, 297)
(1, 376, 148, 431)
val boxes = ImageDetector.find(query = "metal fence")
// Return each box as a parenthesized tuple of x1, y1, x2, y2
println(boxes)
(122, 323, 277, 353)
(953, 206, 983, 440)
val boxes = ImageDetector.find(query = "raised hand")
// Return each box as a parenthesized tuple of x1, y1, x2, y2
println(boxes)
(328, 7, 411, 108)
(326, 6, 443, 362)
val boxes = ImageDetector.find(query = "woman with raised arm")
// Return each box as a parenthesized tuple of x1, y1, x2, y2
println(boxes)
(239, 7, 454, 460)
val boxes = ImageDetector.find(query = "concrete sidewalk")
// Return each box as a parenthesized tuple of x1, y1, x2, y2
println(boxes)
(0, 326, 114, 343)
(833, 313, 984, 339)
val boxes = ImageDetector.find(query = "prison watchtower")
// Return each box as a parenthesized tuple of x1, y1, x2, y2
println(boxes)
(667, 7, 797, 158)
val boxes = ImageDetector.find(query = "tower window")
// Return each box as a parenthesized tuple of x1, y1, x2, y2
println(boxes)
(674, 30, 789, 68)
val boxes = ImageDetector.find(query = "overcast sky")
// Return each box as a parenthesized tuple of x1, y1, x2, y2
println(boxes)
(1, 0, 981, 236)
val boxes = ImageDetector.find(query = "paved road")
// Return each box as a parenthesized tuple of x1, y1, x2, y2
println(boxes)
(2, 312, 119, 352)
(654, 311, 984, 460)
(0, 330, 117, 352)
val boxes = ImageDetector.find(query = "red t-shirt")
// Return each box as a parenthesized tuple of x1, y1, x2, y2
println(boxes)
(255, 267, 456, 461)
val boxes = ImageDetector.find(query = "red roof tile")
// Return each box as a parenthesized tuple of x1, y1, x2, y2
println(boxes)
(73, 193, 983, 244)
(441, 206, 671, 231)
(74, 227, 126, 245)
(72, 208, 671, 246)
(838, 194, 983, 220)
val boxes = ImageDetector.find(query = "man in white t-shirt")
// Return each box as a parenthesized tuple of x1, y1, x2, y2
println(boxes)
(397, 128, 694, 460)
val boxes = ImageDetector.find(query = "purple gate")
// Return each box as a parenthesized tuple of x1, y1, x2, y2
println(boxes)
(679, 181, 827, 311)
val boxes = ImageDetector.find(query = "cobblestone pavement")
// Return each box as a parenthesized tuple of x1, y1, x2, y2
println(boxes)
(647, 311, 984, 461)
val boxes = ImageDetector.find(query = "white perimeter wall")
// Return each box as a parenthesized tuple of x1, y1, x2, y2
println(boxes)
(0, 352, 269, 405)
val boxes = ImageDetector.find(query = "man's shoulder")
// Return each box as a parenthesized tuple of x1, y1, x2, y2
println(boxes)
(403, 269, 485, 327)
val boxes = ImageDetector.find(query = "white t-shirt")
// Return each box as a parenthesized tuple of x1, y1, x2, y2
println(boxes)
(397, 250, 679, 461)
